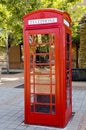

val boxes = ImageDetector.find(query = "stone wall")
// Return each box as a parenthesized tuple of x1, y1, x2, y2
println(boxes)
(79, 14, 86, 68)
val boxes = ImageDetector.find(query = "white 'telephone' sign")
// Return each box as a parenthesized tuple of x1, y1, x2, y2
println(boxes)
(28, 18, 57, 25)
(64, 19, 70, 27)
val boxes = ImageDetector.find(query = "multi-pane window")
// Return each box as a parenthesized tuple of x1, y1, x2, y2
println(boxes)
(29, 33, 56, 114)
(66, 33, 71, 108)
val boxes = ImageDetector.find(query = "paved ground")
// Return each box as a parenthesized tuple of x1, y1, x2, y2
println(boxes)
(0, 72, 86, 130)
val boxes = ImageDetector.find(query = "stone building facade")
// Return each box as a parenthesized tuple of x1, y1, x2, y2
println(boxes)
(79, 14, 86, 68)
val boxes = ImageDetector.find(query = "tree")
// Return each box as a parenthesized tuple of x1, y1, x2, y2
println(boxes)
(0, 0, 86, 46)
(0, 3, 10, 47)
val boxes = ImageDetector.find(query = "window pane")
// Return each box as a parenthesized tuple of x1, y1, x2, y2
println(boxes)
(52, 95, 55, 103)
(35, 104, 50, 113)
(52, 105, 55, 114)
(30, 104, 34, 112)
(66, 33, 70, 42)
(36, 95, 50, 103)
(35, 75, 50, 84)
(30, 94, 34, 103)
(52, 75, 55, 84)
(30, 84, 34, 93)
(35, 66, 50, 74)
(35, 85, 50, 94)
(34, 34, 49, 44)
(52, 85, 55, 94)
(30, 75, 34, 83)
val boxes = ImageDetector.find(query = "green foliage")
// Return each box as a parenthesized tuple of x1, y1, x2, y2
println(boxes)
(0, 0, 86, 46)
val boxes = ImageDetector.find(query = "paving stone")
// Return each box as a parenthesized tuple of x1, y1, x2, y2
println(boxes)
(0, 73, 86, 130)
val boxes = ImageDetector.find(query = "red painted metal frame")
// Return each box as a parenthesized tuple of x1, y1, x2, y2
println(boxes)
(23, 8, 72, 128)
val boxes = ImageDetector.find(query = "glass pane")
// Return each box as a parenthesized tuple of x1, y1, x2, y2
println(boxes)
(66, 33, 70, 42)
(30, 104, 34, 112)
(30, 84, 34, 93)
(34, 34, 49, 44)
(35, 104, 50, 113)
(52, 95, 55, 103)
(66, 43, 70, 51)
(67, 80, 70, 87)
(30, 55, 36, 63)
(30, 94, 34, 103)
(35, 75, 50, 84)
(52, 65, 55, 74)
(52, 105, 55, 114)
(34, 66, 50, 74)
(30, 75, 34, 83)
(66, 71, 70, 80)
(36, 94, 50, 103)
(52, 34, 55, 44)
(52, 85, 55, 94)
(66, 62, 70, 70)
(30, 46, 34, 54)
(66, 53, 70, 60)
(67, 99, 70, 107)
(35, 53, 50, 63)
(29, 35, 33, 45)
(35, 85, 50, 94)
(52, 75, 55, 84)
(67, 88, 70, 99)
(30, 65, 34, 74)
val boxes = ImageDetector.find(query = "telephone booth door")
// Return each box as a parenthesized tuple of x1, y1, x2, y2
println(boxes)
(25, 28, 60, 126)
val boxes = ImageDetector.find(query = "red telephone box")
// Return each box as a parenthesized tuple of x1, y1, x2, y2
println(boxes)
(23, 8, 72, 128)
